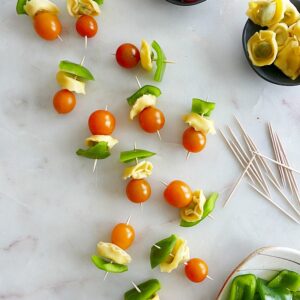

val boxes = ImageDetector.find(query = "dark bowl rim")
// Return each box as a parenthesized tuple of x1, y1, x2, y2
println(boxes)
(165, 0, 207, 6)
(242, 19, 300, 86)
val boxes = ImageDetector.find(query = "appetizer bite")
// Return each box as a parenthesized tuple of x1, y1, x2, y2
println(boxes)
(246, 0, 300, 80)
(227, 270, 300, 299)
(150, 234, 211, 283)
(120, 147, 156, 204)
(16, 0, 62, 41)
(67, 0, 103, 39)
(127, 85, 165, 135)
(182, 98, 216, 155)
(115, 40, 171, 82)
(92, 219, 135, 274)
(163, 180, 218, 227)
(124, 279, 161, 300)
(53, 60, 94, 114)
(76, 109, 118, 160)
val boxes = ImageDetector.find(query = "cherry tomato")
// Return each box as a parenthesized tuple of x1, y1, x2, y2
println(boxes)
(53, 89, 76, 114)
(115, 43, 140, 69)
(111, 223, 135, 250)
(88, 110, 116, 135)
(164, 180, 192, 208)
(138, 107, 165, 133)
(76, 15, 98, 38)
(185, 258, 208, 283)
(182, 127, 206, 153)
(33, 12, 62, 41)
(126, 179, 151, 203)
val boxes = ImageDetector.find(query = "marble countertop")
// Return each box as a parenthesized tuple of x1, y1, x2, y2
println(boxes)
(1, 0, 300, 299)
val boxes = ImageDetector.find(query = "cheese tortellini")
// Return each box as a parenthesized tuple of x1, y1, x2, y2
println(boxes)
(151, 295, 160, 300)
(97, 242, 132, 265)
(85, 135, 118, 149)
(130, 94, 157, 120)
(275, 37, 300, 79)
(183, 113, 216, 135)
(140, 40, 153, 72)
(270, 23, 289, 48)
(159, 238, 190, 273)
(180, 190, 206, 223)
(282, 0, 300, 25)
(289, 20, 300, 41)
(123, 161, 153, 180)
(56, 71, 86, 94)
(247, 30, 278, 66)
(247, 0, 285, 27)
(24, 0, 59, 17)
(67, 0, 100, 17)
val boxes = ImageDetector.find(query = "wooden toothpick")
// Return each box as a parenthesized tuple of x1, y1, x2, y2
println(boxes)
(131, 282, 141, 293)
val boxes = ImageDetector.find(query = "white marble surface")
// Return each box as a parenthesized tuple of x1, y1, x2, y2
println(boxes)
(1, 0, 300, 299)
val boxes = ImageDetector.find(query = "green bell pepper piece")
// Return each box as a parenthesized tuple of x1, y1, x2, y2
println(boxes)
(127, 85, 161, 106)
(76, 141, 110, 159)
(227, 274, 257, 300)
(124, 279, 161, 300)
(257, 278, 293, 300)
(180, 192, 219, 227)
(192, 98, 216, 117)
(16, 0, 27, 14)
(120, 149, 156, 163)
(268, 270, 300, 292)
(293, 291, 300, 300)
(59, 60, 94, 81)
(91, 255, 128, 273)
(152, 41, 166, 82)
(93, 0, 104, 5)
(150, 234, 177, 269)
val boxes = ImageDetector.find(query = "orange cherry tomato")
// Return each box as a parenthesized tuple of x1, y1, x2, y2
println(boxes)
(182, 127, 206, 153)
(76, 15, 98, 38)
(111, 223, 135, 250)
(33, 12, 62, 41)
(115, 43, 140, 69)
(88, 110, 116, 135)
(126, 179, 151, 203)
(164, 180, 192, 208)
(185, 258, 208, 283)
(138, 107, 165, 133)
(53, 89, 76, 114)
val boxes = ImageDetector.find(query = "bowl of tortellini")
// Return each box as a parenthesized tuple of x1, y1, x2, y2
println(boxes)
(242, 0, 300, 85)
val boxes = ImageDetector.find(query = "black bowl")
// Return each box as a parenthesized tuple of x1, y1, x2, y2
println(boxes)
(166, 0, 207, 6)
(242, 0, 300, 86)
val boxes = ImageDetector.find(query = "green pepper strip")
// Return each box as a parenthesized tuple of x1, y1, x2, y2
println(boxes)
(293, 291, 300, 300)
(180, 192, 219, 227)
(152, 41, 166, 82)
(124, 279, 161, 300)
(127, 85, 161, 106)
(268, 270, 300, 292)
(150, 234, 177, 269)
(120, 149, 156, 163)
(16, 0, 27, 14)
(59, 60, 95, 81)
(91, 255, 128, 273)
(257, 278, 293, 300)
(192, 98, 216, 117)
(76, 141, 110, 159)
(228, 274, 257, 300)
(93, 0, 104, 5)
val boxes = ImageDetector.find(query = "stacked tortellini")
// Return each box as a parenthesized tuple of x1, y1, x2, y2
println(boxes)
(247, 0, 300, 79)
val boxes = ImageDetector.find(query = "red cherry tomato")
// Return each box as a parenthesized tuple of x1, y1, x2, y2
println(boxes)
(111, 223, 135, 250)
(138, 107, 165, 133)
(185, 258, 208, 283)
(53, 89, 76, 114)
(164, 180, 193, 208)
(88, 110, 116, 135)
(76, 15, 98, 38)
(33, 12, 62, 41)
(182, 127, 206, 153)
(115, 43, 140, 69)
(126, 179, 151, 203)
